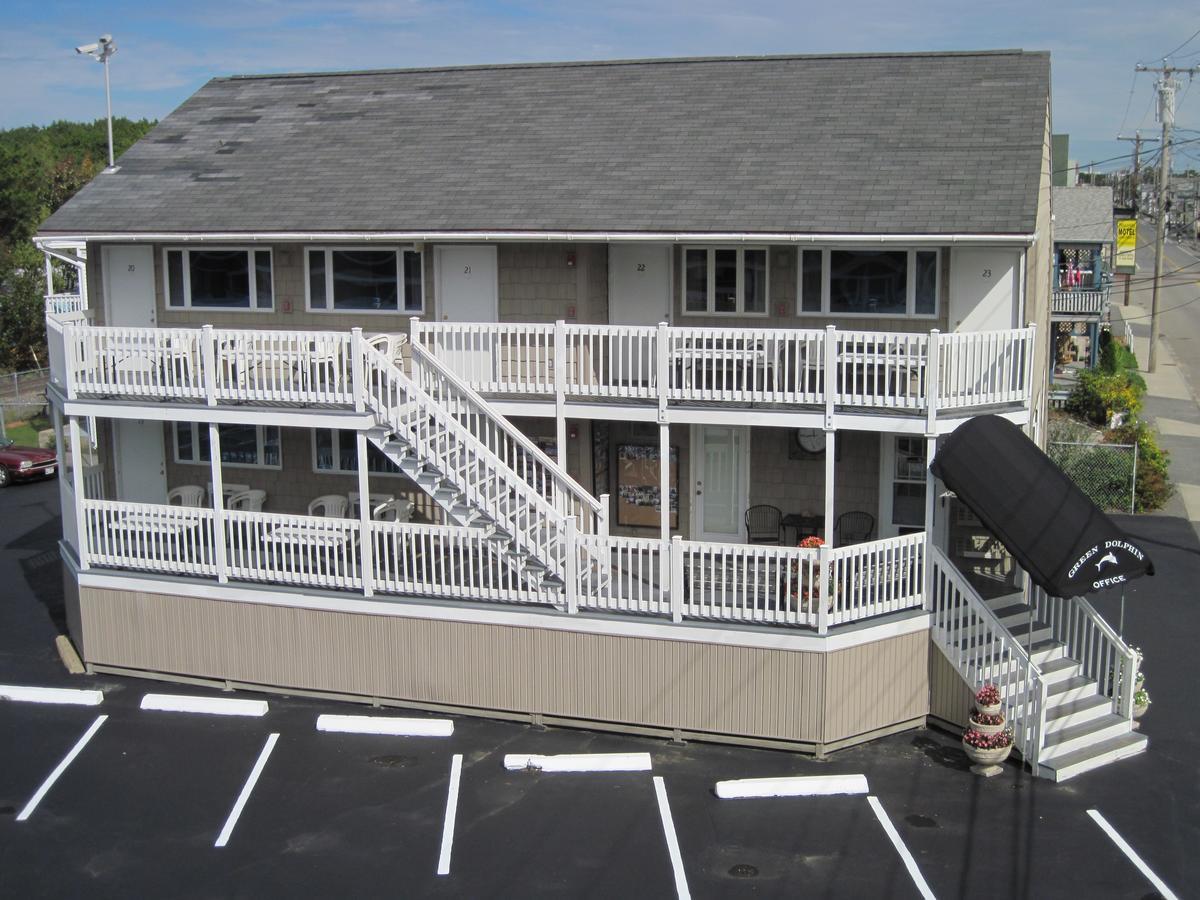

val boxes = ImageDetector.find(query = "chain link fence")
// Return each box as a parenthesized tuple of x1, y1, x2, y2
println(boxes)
(0, 366, 51, 442)
(1048, 441, 1137, 514)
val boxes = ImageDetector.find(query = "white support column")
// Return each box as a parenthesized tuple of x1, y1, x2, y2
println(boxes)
(817, 544, 831, 635)
(925, 329, 941, 435)
(355, 431, 375, 597)
(44, 254, 54, 296)
(659, 424, 671, 545)
(563, 515, 579, 615)
(669, 535, 684, 623)
(201, 324, 217, 407)
(69, 416, 89, 571)
(208, 424, 229, 583)
(823, 429, 836, 548)
(823, 325, 837, 429)
(656, 322, 670, 424)
(351, 327, 366, 414)
(554, 320, 567, 468)
(923, 435, 937, 610)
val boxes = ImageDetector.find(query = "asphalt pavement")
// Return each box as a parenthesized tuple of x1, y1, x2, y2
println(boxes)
(2, 479, 1198, 898)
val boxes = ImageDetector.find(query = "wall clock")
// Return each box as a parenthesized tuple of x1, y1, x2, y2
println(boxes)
(793, 428, 825, 455)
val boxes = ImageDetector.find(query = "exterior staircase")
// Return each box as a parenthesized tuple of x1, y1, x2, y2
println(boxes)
(929, 548, 1146, 781)
(358, 341, 606, 595)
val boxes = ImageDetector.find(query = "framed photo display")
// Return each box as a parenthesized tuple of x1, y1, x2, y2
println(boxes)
(616, 443, 679, 528)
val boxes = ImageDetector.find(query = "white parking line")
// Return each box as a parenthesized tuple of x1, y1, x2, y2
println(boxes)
(142, 693, 269, 717)
(215, 733, 279, 848)
(436, 754, 464, 876)
(16, 714, 109, 822)
(653, 776, 691, 900)
(317, 714, 453, 736)
(1087, 809, 1179, 900)
(503, 752, 652, 772)
(0, 684, 103, 706)
(867, 796, 937, 900)
(715, 773, 869, 799)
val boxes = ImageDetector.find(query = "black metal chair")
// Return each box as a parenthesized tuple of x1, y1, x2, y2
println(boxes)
(836, 511, 875, 545)
(745, 505, 783, 544)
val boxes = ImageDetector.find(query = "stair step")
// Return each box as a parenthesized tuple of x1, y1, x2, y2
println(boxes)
(1039, 731, 1148, 782)
(1047, 674, 1098, 705)
(1038, 655, 1082, 685)
(1043, 693, 1114, 734)
(1040, 713, 1131, 761)
(984, 592, 1026, 612)
(1013, 626, 1053, 648)
(1028, 639, 1066, 665)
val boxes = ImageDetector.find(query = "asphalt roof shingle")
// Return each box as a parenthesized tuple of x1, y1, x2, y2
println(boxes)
(1052, 185, 1114, 244)
(40, 50, 1051, 237)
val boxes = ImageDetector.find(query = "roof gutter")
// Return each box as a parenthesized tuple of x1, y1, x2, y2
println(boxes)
(36, 230, 1038, 246)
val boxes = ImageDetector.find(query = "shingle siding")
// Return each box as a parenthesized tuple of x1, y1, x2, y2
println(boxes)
(41, 51, 1050, 237)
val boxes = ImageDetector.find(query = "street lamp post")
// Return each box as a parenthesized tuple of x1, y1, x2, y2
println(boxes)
(75, 34, 118, 171)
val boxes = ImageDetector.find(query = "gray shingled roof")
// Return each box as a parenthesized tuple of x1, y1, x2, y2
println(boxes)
(40, 51, 1050, 237)
(1052, 185, 1114, 244)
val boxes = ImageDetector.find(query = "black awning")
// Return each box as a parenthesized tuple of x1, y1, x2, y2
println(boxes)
(930, 415, 1153, 597)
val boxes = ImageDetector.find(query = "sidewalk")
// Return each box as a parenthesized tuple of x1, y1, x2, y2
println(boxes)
(1110, 302, 1200, 526)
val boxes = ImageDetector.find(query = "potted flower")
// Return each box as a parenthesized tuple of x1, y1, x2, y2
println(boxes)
(1133, 687, 1151, 719)
(790, 536, 827, 612)
(974, 683, 1002, 716)
(968, 709, 1006, 735)
(962, 727, 1014, 769)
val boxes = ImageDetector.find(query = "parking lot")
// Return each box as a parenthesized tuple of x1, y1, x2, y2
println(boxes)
(2, 479, 1196, 898)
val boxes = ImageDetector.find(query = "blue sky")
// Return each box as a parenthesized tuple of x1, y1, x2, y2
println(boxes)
(3, 1, 1200, 172)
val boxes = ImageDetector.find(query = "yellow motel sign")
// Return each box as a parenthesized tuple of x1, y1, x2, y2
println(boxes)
(1115, 219, 1137, 274)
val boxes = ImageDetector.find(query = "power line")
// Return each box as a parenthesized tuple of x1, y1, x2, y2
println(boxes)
(1164, 25, 1200, 60)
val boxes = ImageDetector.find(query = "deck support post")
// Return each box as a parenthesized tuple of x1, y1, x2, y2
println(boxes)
(554, 320, 567, 468)
(656, 322, 670, 424)
(201, 324, 217, 407)
(208, 423, 229, 583)
(69, 415, 89, 570)
(659, 424, 670, 545)
(355, 430, 374, 597)
(823, 428, 835, 548)
(925, 329, 940, 435)
(350, 327, 365, 414)
(563, 515, 579, 614)
(669, 535, 684, 623)
(817, 545, 831, 635)
(823, 325, 837, 430)
(923, 435, 937, 610)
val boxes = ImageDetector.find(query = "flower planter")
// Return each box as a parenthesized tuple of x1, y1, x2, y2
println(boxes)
(962, 740, 1012, 775)
(968, 717, 1005, 736)
(976, 702, 1002, 717)
(1133, 700, 1149, 719)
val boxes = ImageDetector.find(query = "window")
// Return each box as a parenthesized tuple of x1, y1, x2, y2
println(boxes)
(682, 247, 768, 315)
(164, 248, 273, 310)
(891, 436, 926, 528)
(797, 249, 940, 317)
(313, 429, 401, 476)
(174, 423, 281, 469)
(306, 248, 423, 313)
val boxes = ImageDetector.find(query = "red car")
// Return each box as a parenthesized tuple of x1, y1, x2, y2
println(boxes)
(0, 438, 58, 487)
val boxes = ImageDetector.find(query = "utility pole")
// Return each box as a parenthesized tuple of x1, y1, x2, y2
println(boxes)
(1116, 132, 1160, 208)
(1137, 62, 1200, 372)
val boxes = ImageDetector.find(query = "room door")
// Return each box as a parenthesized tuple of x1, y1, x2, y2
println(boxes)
(114, 420, 167, 503)
(434, 245, 499, 384)
(692, 425, 749, 541)
(102, 245, 156, 326)
(608, 244, 671, 386)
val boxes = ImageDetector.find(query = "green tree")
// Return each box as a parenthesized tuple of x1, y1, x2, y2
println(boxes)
(0, 242, 50, 370)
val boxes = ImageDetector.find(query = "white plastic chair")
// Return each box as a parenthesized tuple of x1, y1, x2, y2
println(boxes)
(167, 485, 206, 507)
(366, 332, 408, 365)
(307, 494, 349, 518)
(227, 489, 267, 512)
(372, 498, 414, 523)
(348, 491, 394, 519)
(208, 482, 250, 503)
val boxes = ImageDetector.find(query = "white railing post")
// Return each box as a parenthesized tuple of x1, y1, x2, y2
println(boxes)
(925, 328, 941, 433)
(823, 325, 836, 429)
(554, 320, 568, 468)
(63, 322, 78, 400)
(1024, 322, 1037, 407)
(208, 424, 229, 583)
(564, 515, 579, 614)
(656, 322, 670, 423)
(355, 431, 374, 597)
(201, 324, 217, 407)
(817, 545, 831, 634)
(351, 327, 366, 414)
(69, 416, 89, 570)
(669, 535, 684, 623)
(409, 316, 421, 347)
(598, 494, 610, 538)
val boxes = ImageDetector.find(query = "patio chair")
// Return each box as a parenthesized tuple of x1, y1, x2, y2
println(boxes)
(745, 504, 783, 544)
(836, 511, 875, 545)
(227, 489, 267, 512)
(208, 482, 250, 504)
(366, 332, 409, 366)
(372, 498, 414, 523)
(348, 491, 394, 519)
(167, 485, 206, 507)
(307, 494, 349, 518)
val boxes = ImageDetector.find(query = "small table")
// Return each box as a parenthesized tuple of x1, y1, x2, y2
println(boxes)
(781, 513, 822, 546)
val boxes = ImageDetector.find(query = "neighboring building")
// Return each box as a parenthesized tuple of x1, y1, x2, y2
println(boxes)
(36, 51, 1144, 779)
(1050, 185, 1114, 373)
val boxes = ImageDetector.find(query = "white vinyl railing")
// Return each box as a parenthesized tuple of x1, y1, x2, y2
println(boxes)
(1052, 289, 1109, 317)
(78, 496, 932, 633)
(46, 292, 86, 318)
(928, 546, 1047, 768)
(1030, 586, 1138, 719)
(412, 320, 1036, 418)
(409, 342, 606, 534)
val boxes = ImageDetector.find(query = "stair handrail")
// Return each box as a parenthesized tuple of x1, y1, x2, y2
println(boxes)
(360, 344, 570, 576)
(1030, 585, 1138, 719)
(409, 341, 605, 532)
(928, 546, 1048, 769)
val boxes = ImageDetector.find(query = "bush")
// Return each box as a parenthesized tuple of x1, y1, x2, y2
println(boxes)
(1065, 369, 1143, 425)
(1106, 421, 1173, 512)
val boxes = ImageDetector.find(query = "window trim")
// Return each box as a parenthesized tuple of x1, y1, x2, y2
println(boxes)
(679, 246, 771, 317)
(311, 428, 405, 478)
(304, 245, 424, 315)
(796, 247, 941, 319)
(173, 422, 282, 470)
(162, 246, 274, 312)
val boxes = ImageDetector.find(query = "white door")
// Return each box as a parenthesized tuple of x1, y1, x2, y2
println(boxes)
(434, 246, 499, 384)
(948, 248, 1020, 332)
(114, 420, 167, 503)
(609, 245, 671, 386)
(102, 245, 156, 327)
(692, 425, 749, 541)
